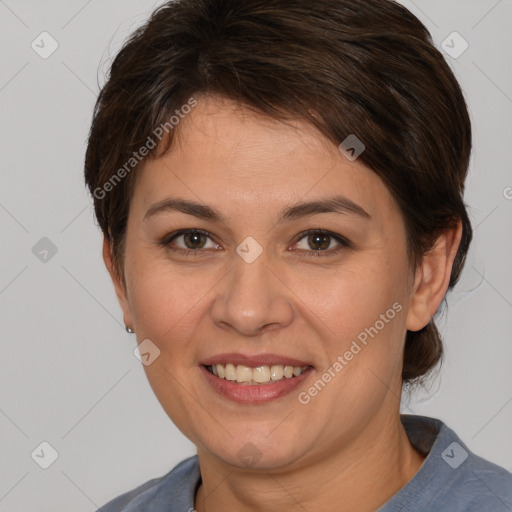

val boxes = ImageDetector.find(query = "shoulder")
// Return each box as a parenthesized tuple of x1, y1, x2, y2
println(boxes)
(96, 455, 201, 512)
(382, 415, 512, 512)
(435, 447, 512, 511)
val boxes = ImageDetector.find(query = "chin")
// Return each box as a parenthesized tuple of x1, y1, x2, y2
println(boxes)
(203, 431, 307, 471)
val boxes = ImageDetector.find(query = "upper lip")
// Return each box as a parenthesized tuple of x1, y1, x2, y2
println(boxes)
(201, 352, 313, 368)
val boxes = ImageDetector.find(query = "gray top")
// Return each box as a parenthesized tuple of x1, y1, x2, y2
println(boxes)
(97, 414, 512, 511)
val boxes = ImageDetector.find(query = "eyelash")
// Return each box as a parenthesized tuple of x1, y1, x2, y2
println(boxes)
(158, 228, 351, 258)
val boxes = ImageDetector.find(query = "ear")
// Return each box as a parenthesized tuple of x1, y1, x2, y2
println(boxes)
(102, 235, 133, 330)
(406, 220, 463, 331)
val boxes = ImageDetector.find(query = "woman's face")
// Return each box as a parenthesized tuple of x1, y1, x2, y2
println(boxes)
(109, 95, 421, 470)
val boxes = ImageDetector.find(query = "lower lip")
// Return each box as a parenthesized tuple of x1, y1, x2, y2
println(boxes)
(200, 365, 314, 404)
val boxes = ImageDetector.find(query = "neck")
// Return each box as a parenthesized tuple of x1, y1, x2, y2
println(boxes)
(194, 410, 426, 512)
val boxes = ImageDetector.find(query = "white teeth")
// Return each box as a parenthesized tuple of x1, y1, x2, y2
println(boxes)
(283, 365, 294, 378)
(225, 363, 237, 381)
(253, 365, 271, 383)
(236, 365, 252, 382)
(208, 363, 308, 384)
(270, 365, 284, 381)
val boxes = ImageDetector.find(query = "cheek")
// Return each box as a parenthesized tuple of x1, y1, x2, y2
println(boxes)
(126, 255, 212, 354)
(291, 256, 407, 346)
(125, 257, 214, 436)
(292, 262, 408, 415)
(288, 257, 409, 416)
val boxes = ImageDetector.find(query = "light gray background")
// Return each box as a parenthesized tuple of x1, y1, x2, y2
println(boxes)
(0, 1, 511, 510)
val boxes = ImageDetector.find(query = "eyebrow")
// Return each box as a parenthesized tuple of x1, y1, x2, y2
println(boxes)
(143, 195, 371, 224)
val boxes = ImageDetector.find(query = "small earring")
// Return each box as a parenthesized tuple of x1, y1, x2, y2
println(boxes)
(126, 326, 134, 333)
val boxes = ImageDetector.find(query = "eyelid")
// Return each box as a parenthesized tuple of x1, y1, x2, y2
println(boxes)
(159, 228, 220, 249)
(159, 228, 351, 256)
(291, 229, 352, 257)
(293, 228, 351, 247)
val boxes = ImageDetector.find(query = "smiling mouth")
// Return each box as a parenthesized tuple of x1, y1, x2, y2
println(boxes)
(204, 363, 311, 385)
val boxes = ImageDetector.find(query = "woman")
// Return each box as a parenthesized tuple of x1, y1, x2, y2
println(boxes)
(85, 0, 512, 510)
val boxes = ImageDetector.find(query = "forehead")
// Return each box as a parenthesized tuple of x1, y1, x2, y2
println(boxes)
(133, 95, 397, 224)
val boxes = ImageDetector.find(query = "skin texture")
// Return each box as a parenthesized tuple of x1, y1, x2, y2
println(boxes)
(103, 95, 462, 511)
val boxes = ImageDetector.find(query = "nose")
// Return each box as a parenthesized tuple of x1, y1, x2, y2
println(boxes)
(210, 250, 294, 337)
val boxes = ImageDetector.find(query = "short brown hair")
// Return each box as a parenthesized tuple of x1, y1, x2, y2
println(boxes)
(84, 0, 473, 386)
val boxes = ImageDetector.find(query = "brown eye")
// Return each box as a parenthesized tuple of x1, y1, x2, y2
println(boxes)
(307, 232, 331, 251)
(293, 229, 351, 257)
(161, 229, 220, 253)
(182, 231, 208, 249)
